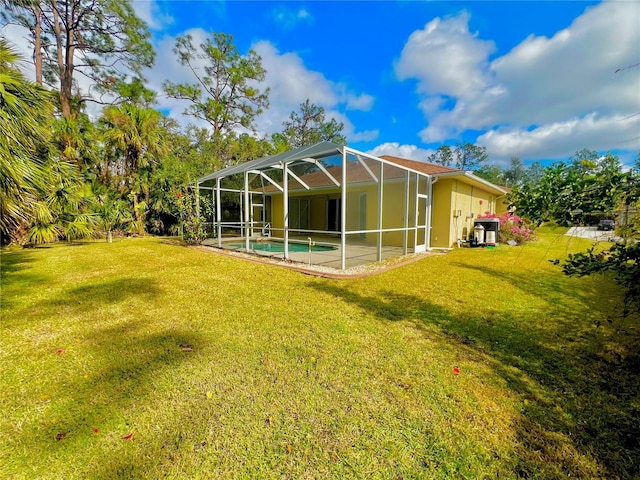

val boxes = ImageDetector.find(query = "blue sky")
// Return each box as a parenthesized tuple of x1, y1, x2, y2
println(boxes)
(5, 0, 640, 166)
(130, 0, 639, 167)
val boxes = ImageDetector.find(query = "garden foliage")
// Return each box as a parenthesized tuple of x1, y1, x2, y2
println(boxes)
(477, 211, 536, 244)
(562, 241, 640, 317)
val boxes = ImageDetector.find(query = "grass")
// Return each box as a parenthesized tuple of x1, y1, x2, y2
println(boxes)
(1, 231, 638, 479)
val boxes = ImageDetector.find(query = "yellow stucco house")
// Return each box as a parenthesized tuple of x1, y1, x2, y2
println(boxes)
(198, 142, 508, 269)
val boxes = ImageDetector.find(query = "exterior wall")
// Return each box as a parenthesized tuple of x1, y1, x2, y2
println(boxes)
(430, 179, 453, 248)
(268, 176, 504, 249)
(268, 180, 411, 246)
(496, 195, 510, 215)
(271, 193, 283, 234)
(310, 196, 327, 230)
(345, 181, 410, 246)
(269, 190, 340, 235)
(431, 179, 503, 248)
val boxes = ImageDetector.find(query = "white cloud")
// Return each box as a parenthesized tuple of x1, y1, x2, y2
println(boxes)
(145, 37, 377, 142)
(253, 40, 337, 108)
(270, 6, 314, 30)
(344, 92, 375, 111)
(396, 1, 640, 160)
(131, 0, 173, 31)
(367, 142, 435, 161)
(251, 40, 376, 142)
(147, 29, 216, 129)
(395, 12, 495, 99)
(478, 113, 640, 159)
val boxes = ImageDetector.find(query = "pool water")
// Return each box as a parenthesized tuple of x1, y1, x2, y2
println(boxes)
(226, 240, 337, 253)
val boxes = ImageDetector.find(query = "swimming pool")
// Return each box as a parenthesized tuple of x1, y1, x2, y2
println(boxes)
(225, 240, 337, 253)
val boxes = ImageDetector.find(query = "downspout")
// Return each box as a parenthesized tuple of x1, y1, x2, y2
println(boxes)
(495, 194, 508, 212)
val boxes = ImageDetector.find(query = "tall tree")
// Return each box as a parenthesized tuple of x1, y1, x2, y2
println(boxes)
(503, 156, 528, 187)
(526, 161, 545, 185)
(569, 148, 600, 172)
(2, 0, 44, 84)
(3, 0, 154, 118)
(508, 151, 627, 226)
(427, 142, 488, 170)
(99, 103, 169, 233)
(277, 99, 346, 149)
(473, 164, 504, 186)
(427, 144, 453, 167)
(163, 32, 269, 165)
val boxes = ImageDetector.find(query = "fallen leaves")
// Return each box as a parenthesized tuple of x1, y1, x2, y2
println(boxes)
(122, 432, 134, 440)
(56, 349, 65, 355)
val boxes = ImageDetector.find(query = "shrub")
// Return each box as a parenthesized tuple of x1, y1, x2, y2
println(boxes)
(176, 187, 205, 245)
(477, 211, 537, 244)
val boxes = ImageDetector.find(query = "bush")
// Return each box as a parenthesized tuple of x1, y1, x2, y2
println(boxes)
(176, 188, 205, 245)
(477, 211, 537, 244)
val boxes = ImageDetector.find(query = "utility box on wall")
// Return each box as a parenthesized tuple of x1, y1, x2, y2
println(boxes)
(474, 218, 500, 245)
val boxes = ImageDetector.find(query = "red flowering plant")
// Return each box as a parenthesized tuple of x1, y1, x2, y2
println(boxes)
(477, 211, 537, 244)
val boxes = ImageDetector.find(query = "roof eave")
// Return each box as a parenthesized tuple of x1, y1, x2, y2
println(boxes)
(433, 171, 508, 195)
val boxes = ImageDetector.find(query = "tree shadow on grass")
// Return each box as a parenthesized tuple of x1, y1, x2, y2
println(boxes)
(3, 277, 163, 332)
(6, 319, 205, 478)
(2, 273, 208, 478)
(309, 282, 640, 479)
(0, 248, 47, 308)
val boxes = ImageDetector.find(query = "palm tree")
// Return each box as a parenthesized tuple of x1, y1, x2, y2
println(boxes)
(100, 103, 169, 233)
(0, 38, 53, 243)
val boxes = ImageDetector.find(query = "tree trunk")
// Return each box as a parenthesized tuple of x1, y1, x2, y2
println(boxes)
(132, 192, 145, 235)
(52, 0, 75, 119)
(34, 4, 43, 85)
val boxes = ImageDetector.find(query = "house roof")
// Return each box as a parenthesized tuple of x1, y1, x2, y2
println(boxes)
(380, 155, 507, 195)
(379, 155, 462, 175)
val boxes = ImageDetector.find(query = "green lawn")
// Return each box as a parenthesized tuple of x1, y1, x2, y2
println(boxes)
(1, 231, 638, 479)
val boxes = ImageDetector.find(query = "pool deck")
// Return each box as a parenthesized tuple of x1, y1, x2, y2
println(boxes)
(201, 234, 410, 270)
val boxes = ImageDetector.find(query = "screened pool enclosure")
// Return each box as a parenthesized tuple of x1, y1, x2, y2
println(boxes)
(197, 142, 435, 270)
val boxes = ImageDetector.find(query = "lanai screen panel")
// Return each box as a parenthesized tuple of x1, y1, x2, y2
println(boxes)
(342, 150, 420, 268)
(216, 174, 245, 237)
(380, 164, 415, 257)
